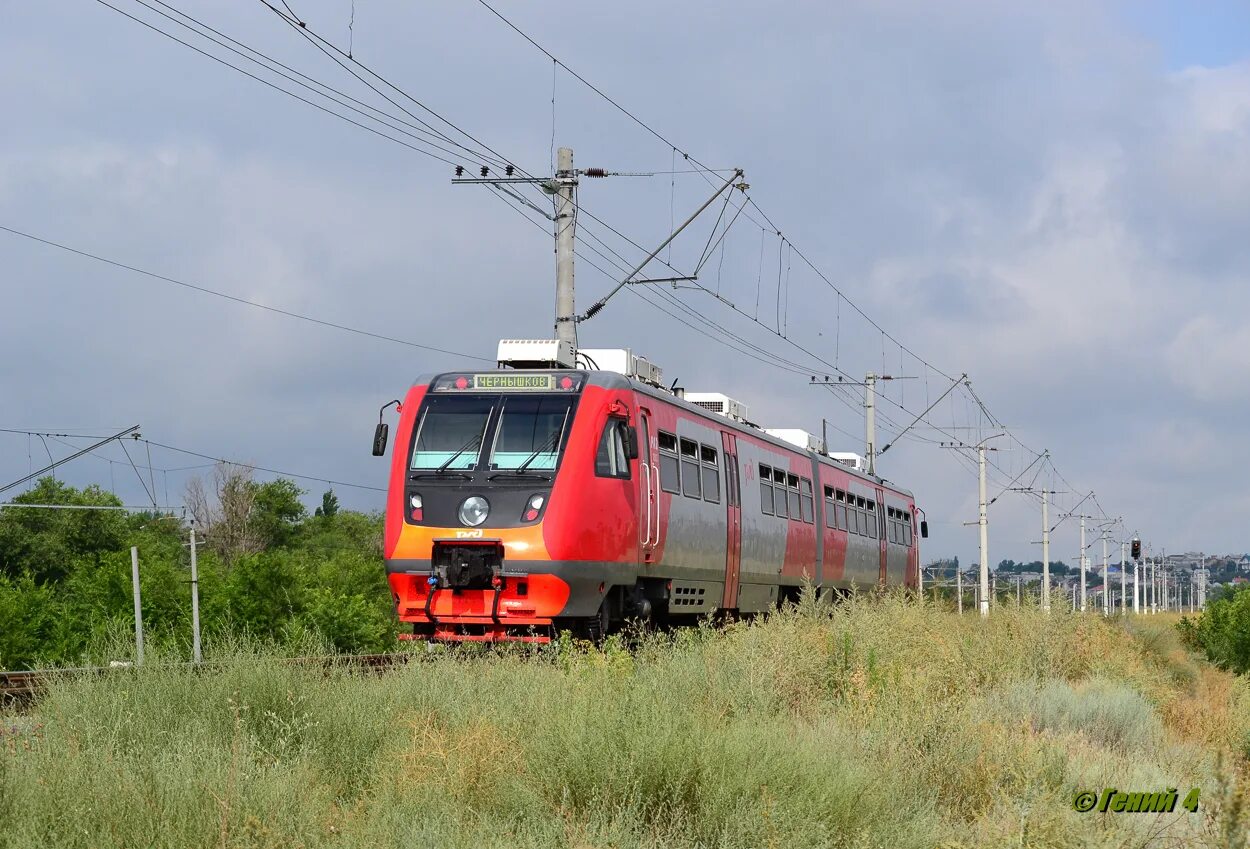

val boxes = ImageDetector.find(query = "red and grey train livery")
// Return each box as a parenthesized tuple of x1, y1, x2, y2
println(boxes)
(377, 366, 926, 642)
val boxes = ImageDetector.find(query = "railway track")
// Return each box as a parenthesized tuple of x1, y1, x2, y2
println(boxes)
(0, 653, 405, 706)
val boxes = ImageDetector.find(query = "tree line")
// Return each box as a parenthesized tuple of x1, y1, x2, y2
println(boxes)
(0, 466, 397, 670)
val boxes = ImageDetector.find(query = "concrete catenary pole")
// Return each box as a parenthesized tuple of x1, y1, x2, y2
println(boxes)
(1079, 516, 1087, 613)
(957, 565, 963, 615)
(978, 443, 990, 617)
(130, 546, 144, 666)
(1134, 552, 1141, 614)
(1150, 556, 1157, 614)
(865, 373, 877, 477)
(554, 147, 578, 353)
(1041, 489, 1051, 614)
(1102, 532, 1110, 615)
(1125, 545, 1135, 617)
(189, 523, 203, 665)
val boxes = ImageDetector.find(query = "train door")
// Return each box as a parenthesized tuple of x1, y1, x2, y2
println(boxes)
(876, 487, 888, 587)
(721, 432, 742, 608)
(637, 407, 660, 563)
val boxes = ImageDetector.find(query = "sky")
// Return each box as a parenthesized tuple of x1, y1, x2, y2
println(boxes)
(3, 0, 1249, 567)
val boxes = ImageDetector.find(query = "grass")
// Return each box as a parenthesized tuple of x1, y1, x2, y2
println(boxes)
(2, 595, 1250, 848)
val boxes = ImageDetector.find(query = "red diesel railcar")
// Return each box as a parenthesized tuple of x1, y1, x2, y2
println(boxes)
(378, 367, 925, 642)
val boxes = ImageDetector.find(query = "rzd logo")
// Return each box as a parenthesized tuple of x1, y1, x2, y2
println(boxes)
(455, 529, 484, 539)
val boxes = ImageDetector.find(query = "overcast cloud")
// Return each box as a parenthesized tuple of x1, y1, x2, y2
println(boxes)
(3, 0, 1249, 567)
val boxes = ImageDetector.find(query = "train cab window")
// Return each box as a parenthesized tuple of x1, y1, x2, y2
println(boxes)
(680, 438, 701, 499)
(658, 431, 680, 494)
(410, 394, 496, 470)
(595, 419, 631, 479)
(700, 444, 720, 504)
(799, 478, 814, 523)
(760, 464, 774, 515)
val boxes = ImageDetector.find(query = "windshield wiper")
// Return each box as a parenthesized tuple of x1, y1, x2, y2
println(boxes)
(513, 429, 563, 474)
(435, 432, 483, 474)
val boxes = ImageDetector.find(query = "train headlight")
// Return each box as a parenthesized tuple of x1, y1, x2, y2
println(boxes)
(458, 496, 489, 527)
(408, 493, 423, 521)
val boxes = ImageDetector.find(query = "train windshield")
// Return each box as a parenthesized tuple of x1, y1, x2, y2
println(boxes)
(409, 393, 577, 473)
(488, 395, 574, 471)
(410, 395, 496, 470)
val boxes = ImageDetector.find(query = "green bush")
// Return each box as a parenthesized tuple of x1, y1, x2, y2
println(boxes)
(1183, 585, 1250, 674)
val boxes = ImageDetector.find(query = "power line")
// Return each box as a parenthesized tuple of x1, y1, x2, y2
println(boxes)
(139, 439, 385, 493)
(128, 0, 504, 166)
(89, 0, 474, 169)
(1, 225, 490, 361)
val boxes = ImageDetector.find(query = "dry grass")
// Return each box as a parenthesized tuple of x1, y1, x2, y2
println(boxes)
(2, 594, 1249, 848)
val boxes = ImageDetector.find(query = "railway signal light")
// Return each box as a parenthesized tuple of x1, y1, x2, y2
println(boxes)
(1131, 538, 1141, 560)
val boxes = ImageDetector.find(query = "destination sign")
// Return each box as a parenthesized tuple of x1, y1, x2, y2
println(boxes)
(431, 373, 583, 392)
(473, 374, 553, 390)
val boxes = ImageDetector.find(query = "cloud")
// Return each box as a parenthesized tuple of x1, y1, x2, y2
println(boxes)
(1, 0, 1248, 563)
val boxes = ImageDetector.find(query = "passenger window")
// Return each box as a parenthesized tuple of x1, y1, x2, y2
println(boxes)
(760, 464, 774, 515)
(658, 430, 680, 494)
(700, 444, 720, 504)
(799, 478, 814, 524)
(786, 475, 800, 521)
(680, 438, 701, 499)
(594, 419, 630, 479)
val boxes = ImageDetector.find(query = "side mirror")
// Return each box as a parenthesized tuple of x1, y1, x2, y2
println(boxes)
(372, 422, 389, 457)
(623, 425, 640, 460)
(920, 520, 929, 539)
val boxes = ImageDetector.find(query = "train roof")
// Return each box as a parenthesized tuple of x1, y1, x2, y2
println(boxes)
(411, 368, 914, 499)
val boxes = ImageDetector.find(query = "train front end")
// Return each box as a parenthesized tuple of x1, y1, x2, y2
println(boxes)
(381, 369, 630, 642)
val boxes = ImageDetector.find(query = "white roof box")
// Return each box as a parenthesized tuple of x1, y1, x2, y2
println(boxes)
(578, 348, 664, 387)
(686, 392, 749, 422)
(829, 452, 867, 472)
(765, 428, 823, 453)
(497, 339, 575, 369)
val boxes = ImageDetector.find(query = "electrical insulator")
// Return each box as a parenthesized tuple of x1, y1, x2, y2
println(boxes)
(480, 166, 489, 178)
(584, 167, 607, 177)
(505, 165, 514, 176)
(454, 165, 464, 177)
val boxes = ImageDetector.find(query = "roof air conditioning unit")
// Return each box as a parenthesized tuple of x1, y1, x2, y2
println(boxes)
(577, 348, 664, 387)
(497, 339, 575, 369)
(764, 429, 823, 453)
(829, 452, 867, 472)
(686, 392, 749, 422)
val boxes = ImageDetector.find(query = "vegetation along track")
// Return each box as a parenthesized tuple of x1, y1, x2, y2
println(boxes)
(0, 653, 404, 707)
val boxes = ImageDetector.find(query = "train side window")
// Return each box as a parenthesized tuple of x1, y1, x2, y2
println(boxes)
(799, 478, 814, 523)
(658, 431, 680, 494)
(760, 464, 774, 515)
(680, 439, 701, 499)
(785, 473, 800, 520)
(836, 491, 849, 532)
(772, 468, 788, 517)
(700, 444, 720, 503)
(824, 486, 835, 528)
(595, 419, 631, 479)
(904, 515, 913, 546)
(866, 502, 878, 539)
